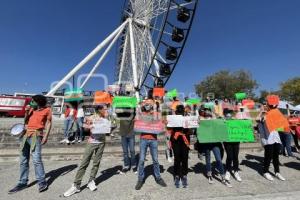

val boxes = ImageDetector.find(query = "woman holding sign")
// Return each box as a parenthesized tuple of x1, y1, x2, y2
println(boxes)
(63, 105, 110, 197)
(170, 105, 191, 188)
(223, 106, 250, 183)
(199, 108, 232, 187)
(257, 96, 288, 182)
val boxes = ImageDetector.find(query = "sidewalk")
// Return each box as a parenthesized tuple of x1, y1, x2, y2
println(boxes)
(1, 152, 299, 200)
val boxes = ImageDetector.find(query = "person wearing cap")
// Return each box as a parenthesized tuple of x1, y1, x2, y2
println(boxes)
(63, 105, 108, 197)
(259, 95, 289, 181)
(8, 95, 52, 194)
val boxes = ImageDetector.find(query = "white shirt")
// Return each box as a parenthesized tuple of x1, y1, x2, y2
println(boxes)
(77, 108, 84, 118)
(261, 130, 282, 146)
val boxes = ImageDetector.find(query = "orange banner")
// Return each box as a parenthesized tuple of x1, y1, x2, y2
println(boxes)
(94, 91, 112, 104)
(153, 87, 165, 97)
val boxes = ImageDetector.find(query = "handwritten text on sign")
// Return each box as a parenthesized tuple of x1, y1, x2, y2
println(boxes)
(91, 118, 111, 134)
(167, 115, 199, 128)
(226, 120, 255, 142)
(197, 119, 255, 143)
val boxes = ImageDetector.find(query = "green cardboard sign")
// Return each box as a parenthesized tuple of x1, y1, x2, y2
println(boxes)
(226, 120, 255, 142)
(166, 89, 178, 99)
(235, 92, 247, 100)
(64, 88, 83, 102)
(197, 119, 228, 143)
(197, 119, 254, 143)
(112, 96, 137, 108)
(185, 98, 201, 105)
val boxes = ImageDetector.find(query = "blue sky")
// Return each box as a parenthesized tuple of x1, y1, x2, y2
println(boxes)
(0, 0, 299, 96)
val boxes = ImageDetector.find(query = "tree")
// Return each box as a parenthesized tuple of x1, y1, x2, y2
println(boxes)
(279, 77, 300, 105)
(195, 70, 258, 99)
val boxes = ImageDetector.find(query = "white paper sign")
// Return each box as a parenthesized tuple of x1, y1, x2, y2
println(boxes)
(183, 116, 199, 128)
(167, 115, 184, 127)
(91, 118, 111, 134)
(167, 115, 199, 128)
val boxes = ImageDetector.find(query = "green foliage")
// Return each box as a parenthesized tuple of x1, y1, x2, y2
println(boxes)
(280, 77, 300, 105)
(195, 70, 258, 99)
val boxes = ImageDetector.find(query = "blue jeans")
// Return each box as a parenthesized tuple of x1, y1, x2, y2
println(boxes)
(204, 145, 225, 177)
(64, 117, 73, 139)
(76, 117, 84, 140)
(19, 136, 46, 186)
(138, 139, 161, 181)
(121, 135, 136, 168)
(279, 132, 293, 157)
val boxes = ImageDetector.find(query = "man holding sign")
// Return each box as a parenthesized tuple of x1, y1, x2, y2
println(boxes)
(135, 95, 167, 190)
(64, 105, 110, 197)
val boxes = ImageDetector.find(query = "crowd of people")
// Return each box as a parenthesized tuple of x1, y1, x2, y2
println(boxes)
(7, 92, 300, 197)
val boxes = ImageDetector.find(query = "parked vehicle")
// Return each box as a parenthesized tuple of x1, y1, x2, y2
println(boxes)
(0, 96, 31, 117)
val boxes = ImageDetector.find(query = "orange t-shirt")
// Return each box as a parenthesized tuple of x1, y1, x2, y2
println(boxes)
(140, 133, 157, 140)
(27, 107, 52, 130)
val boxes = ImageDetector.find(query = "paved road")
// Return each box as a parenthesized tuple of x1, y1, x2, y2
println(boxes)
(1, 152, 299, 200)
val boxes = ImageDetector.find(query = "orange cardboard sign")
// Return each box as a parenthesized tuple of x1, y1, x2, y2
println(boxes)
(153, 87, 165, 97)
(94, 91, 112, 104)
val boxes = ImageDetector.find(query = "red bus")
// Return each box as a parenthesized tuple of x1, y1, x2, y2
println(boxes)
(0, 96, 32, 117)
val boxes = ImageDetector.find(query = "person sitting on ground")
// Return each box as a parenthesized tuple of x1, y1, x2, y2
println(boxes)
(63, 105, 108, 197)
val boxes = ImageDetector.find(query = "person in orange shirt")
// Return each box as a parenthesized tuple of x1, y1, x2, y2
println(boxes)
(135, 93, 167, 190)
(8, 95, 52, 194)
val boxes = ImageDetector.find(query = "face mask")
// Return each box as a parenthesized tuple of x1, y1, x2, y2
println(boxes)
(29, 100, 38, 109)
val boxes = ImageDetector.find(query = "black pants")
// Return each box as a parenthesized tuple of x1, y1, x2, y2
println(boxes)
(292, 133, 300, 149)
(263, 143, 281, 174)
(172, 139, 189, 177)
(224, 142, 240, 172)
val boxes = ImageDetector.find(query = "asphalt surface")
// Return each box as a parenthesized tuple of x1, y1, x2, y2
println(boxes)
(0, 151, 300, 200)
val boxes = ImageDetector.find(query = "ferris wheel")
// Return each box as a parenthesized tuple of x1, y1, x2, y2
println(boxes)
(47, 0, 199, 99)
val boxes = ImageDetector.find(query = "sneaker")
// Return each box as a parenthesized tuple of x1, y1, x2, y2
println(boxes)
(208, 176, 214, 184)
(60, 139, 66, 144)
(121, 167, 129, 174)
(63, 184, 80, 197)
(222, 179, 233, 188)
(87, 180, 97, 191)
(78, 139, 82, 143)
(167, 157, 173, 163)
(156, 178, 167, 187)
(132, 167, 138, 174)
(65, 139, 70, 144)
(38, 182, 48, 193)
(263, 173, 274, 181)
(233, 171, 242, 182)
(225, 171, 231, 181)
(275, 173, 286, 181)
(8, 184, 27, 194)
(174, 176, 180, 188)
(182, 176, 188, 188)
(135, 181, 144, 190)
